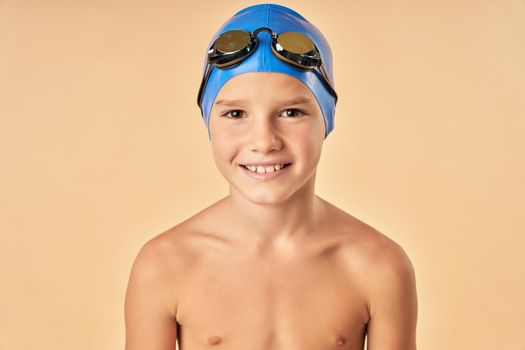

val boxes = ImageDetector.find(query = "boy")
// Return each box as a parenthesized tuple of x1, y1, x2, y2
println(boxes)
(124, 4, 417, 350)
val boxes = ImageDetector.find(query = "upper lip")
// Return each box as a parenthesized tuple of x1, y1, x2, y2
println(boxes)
(240, 161, 291, 166)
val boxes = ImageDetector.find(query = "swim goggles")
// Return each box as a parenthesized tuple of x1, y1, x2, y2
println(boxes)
(196, 27, 339, 109)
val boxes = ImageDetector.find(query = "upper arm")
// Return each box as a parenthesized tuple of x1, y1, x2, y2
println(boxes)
(365, 240, 418, 350)
(124, 239, 179, 350)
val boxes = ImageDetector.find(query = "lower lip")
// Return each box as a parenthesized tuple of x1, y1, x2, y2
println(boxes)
(239, 164, 292, 181)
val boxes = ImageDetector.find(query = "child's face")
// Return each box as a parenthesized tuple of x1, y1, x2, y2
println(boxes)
(209, 72, 326, 204)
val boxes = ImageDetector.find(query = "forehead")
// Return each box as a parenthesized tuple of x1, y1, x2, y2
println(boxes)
(214, 72, 316, 105)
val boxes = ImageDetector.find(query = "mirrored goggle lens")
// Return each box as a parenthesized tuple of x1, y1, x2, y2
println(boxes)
(215, 30, 251, 54)
(277, 31, 315, 55)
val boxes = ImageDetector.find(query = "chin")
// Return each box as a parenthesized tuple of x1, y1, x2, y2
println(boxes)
(249, 189, 291, 204)
(233, 185, 293, 205)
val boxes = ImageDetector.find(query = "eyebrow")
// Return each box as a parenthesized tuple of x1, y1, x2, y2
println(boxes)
(214, 96, 314, 106)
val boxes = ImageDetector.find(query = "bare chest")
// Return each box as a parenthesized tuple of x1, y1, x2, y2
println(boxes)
(174, 243, 369, 350)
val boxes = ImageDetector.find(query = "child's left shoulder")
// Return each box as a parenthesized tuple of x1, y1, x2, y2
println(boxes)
(322, 199, 415, 280)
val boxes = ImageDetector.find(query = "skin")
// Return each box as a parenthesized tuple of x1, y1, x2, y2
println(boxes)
(124, 72, 418, 350)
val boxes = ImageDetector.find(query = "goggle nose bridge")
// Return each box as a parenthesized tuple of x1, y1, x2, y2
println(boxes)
(252, 27, 276, 39)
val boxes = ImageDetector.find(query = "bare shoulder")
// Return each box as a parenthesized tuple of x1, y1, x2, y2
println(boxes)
(141, 197, 227, 262)
(326, 204, 418, 349)
(351, 226, 416, 311)
(322, 200, 411, 261)
(322, 200, 416, 313)
(128, 219, 207, 318)
(127, 232, 181, 318)
(341, 219, 415, 278)
(136, 200, 229, 276)
(124, 224, 205, 349)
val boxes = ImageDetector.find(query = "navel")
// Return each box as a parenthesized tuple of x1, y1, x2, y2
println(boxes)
(334, 335, 346, 347)
(207, 335, 222, 345)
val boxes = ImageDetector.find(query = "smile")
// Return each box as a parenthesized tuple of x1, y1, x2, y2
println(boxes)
(239, 163, 292, 180)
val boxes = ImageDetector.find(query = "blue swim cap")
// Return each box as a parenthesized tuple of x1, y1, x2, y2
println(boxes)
(198, 3, 336, 140)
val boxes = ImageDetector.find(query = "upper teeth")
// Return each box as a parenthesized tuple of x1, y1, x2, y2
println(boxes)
(243, 164, 286, 173)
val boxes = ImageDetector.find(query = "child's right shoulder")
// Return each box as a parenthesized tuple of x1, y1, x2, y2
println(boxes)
(127, 222, 208, 321)
(138, 209, 221, 264)
(140, 222, 200, 261)
(135, 197, 234, 270)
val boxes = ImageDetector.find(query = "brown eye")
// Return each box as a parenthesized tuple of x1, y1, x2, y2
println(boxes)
(222, 110, 244, 119)
(282, 108, 304, 118)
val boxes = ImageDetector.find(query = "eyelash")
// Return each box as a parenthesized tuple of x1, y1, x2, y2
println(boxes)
(220, 108, 306, 119)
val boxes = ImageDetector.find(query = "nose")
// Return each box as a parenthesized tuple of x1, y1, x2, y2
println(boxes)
(247, 116, 282, 153)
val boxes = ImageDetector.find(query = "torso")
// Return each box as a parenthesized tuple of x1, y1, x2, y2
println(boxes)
(157, 197, 391, 350)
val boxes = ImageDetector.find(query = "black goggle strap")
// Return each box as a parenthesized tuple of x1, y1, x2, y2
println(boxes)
(197, 62, 212, 112)
(317, 64, 338, 105)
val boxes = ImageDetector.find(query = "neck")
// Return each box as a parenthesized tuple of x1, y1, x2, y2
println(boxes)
(222, 173, 327, 247)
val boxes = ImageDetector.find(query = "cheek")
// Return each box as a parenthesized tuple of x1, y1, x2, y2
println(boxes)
(299, 118, 324, 145)
(292, 134, 320, 161)
(297, 110, 326, 144)
(211, 139, 232, 160)
(211, 134, 239, 168)
(295, 126, 323, 164)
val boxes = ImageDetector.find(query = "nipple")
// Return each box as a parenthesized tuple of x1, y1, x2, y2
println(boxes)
(334, 335, 346, 346)
(208, 336, 222, 345)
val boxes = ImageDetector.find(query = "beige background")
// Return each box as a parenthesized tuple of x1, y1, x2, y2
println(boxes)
(1, 0, 524, 349)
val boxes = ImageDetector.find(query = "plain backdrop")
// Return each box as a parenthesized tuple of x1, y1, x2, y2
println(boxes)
(1, 0, 524, 349)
